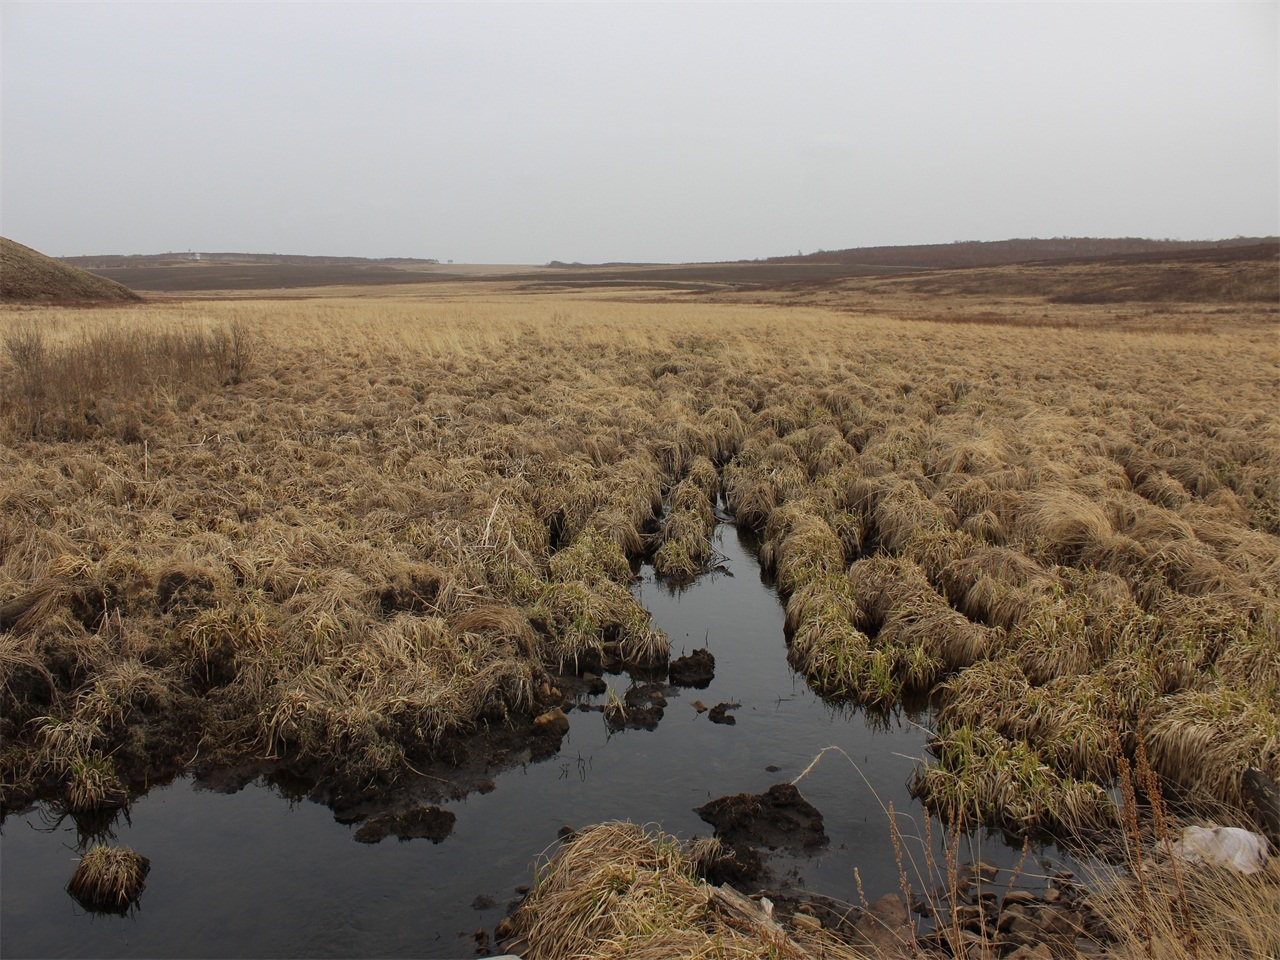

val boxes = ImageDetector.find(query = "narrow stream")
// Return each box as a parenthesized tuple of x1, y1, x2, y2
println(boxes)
(0, 525, 1075, 958)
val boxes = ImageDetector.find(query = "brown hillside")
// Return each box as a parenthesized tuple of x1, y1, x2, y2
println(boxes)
(767, 236, 1277, 270)
(1, 238, 142, 303)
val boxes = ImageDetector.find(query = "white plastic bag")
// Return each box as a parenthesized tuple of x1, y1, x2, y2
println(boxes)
(1171, 825, 1270, 875)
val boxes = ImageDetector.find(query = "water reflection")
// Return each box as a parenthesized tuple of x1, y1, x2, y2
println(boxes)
(33, 802, 133, 852)
(0, 522, 1078, 959)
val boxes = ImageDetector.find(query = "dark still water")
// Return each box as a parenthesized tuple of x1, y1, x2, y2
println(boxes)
(1, 525, 1076, 958)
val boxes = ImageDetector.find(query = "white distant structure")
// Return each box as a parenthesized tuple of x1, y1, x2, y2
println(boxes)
(186, 251, 201, 261)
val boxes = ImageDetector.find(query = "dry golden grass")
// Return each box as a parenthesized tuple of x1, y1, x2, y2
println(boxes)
(503, 821, 864, 959)
(0, 270, 1276, 848)
(66, 844, 150, 914)
(1088, 856, 1280, 960)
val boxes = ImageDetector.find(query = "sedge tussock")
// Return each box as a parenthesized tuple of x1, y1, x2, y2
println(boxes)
(910, 723, 1118, 835)
(1015, 489, 1114, 564)
(550, 530, 634, 588)
(64, 751, 128, 813)
(66, 845, 151, 914)
(1143, 689, 1280, 810)
(773, 520, 845, 599)
(1, 280, 1275, 841)
(505, 821, 856, 960)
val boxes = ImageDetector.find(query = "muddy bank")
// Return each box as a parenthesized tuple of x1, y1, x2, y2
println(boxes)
(496, 819, 1117, 960)
(2, 661, 627, 823)
(190, 671, 648, 823)
(694, 781, 828, 887)
(0, 525, 1079, 958)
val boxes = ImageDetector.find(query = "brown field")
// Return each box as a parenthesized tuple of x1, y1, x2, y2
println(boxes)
(2, 248, 1278, 956)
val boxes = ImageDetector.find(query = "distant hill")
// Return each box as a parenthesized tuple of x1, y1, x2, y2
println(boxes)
(48, 237, 1280, 294)
(61, 251, 441, 269)
(2, 238, 142, 303)
(766, 237, 1277, 270)
(59, 251, 450, 293)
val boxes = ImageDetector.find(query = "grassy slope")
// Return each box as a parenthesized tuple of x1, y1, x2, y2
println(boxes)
(1, 238, 142, 304)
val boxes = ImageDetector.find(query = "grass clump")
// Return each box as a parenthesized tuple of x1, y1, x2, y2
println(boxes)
(2, 319, 252, 440)
(64, 752, 127, 813)
(66, 845, 150, 914)
(1089, 856, 1280, 960)
(652, 464, 718, 580)
(909, 722, 1118, 835)
(1, 269, 1275, 840)
(503, 821, 860, 959)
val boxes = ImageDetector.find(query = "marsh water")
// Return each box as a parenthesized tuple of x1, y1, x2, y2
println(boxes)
(1, 525, 1077, 958)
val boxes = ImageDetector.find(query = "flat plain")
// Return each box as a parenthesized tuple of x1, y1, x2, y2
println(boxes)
(2, 244, 1278, 957)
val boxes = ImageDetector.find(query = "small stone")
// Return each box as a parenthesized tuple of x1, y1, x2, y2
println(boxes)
(1003, 889, 1037, 907)
(557, 824, 577, 840)
(1040, 905, 1084, 937)
(972, 860, 1000, 881)
(943, 928, 987, 950)
(692, 700, 708, 713)
(1005, 915, 1043, 943)
(1044, 887, 1061, 902)
(471, 893, 497, 910)
(765, 764, 782, 772)
(1006, 946, 1052, 960)
(792, 913, 822, 932)
(584, 675, 607, 695)
(852, 893, 911, 957)
(515, 884, 530, 895)
(998, 903, 1027, 930)
(533, 707, 570, 736)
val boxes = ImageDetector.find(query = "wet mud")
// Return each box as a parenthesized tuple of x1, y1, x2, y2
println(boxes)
(707, 701, 740, 724)
(668, 647, 715, 688)
(697, 782, 829, 854)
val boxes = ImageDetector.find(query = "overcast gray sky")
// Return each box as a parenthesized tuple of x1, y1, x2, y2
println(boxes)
(3, 2, 1276, 263)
